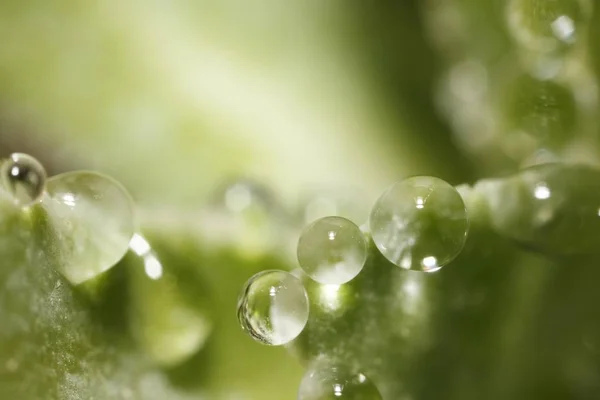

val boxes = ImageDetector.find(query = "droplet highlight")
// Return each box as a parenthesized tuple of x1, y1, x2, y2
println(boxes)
(506, 0, 586, 54)
(369, 176, 469, 272)
(237, 270, 309, 346)
(297, 216, 367, 285)
(298, 364, 382, 400)
(37, 171, 135, 285)
(0, 153, 46, 207)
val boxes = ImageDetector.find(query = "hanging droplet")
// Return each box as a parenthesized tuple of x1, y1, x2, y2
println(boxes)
(369, 176, 469, 272)
(0, 153, 46, 207)
(501, 74, 576, 153)
(297, 216, 367, 285)
(486, 163, 600, 254)
(298, 364, 382, 400)
(36, 171, 135, 285)
(127, 234, 213, 367)
(237, 270, 309, 346)
(506, 0, 587, 54)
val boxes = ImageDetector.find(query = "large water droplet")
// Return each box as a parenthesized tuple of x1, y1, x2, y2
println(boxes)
(297, 216, 367, 285)
(36, 171, 135, 285)
(298, 364, 382, 400)
(487, 163, 600, 254)
(0, 153, 46, 207)
(127, 234, 213, 367)
(506, 0, 587, 54)
(237, 270, 309, 346)
(370, 176, 469, 272)
(501, 74, 576, 152)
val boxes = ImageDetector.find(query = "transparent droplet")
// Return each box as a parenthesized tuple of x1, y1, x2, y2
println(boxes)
(297, 216, 367, 285)
(127, 234, 213, 367)
(237, 270, 309, 346)
(0, 153, 46, 207)
(36, 171, 135, 285)
(298, 364, 382, 400)
(486, 163, 600, 254)
(502, 74, 576, 152)
(369, 176, 469, 272)
(506, 0, 587, 54)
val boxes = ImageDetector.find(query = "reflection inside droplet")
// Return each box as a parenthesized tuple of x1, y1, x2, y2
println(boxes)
(551, 15, 576, 43)
(534, 183, 551, 199)
(415, 197, 425, 209)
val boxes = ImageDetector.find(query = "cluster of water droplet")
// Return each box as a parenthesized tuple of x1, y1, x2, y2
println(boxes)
(236, 175, 469, 397)
(0, 152, 136, 285)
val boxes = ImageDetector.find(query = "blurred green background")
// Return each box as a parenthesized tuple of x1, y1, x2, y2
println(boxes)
(1, 0, 600, 399)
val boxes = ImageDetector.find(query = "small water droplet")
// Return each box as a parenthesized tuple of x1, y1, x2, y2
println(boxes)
(370, 176, 468, 272)
(297, 216, 368, 285)
(237, 270, 309, 346)
(37, 171, 135, 285)
(0, 153, 46, 207)
(298, 363, 382, 400)
(488, 163, 600, 254)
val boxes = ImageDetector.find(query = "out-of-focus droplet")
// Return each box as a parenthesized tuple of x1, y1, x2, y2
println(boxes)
(0, 153, 46, 207)
(298, 364, 382, 400)
(369, 176, 469, 272)
(207, 178, 288, 257)
(506, 0, 586, 54)
(37, 171, 135, 285)
(298, 186, 368, 226)
(502, 74, 576, 152)
(487, 163, 600, 254)
(237, 270, 309, 346)
(127, 234, 213, 367)
(297, 216, 367, 285)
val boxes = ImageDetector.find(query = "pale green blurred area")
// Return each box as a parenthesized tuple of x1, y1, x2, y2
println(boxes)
(0, 0, 469, 209)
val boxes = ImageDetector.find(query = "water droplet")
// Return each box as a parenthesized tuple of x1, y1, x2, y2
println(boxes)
(297, 216, 367, 285)
(502, 74, 576, 152)
(369, 176, 468, 272)
(0, 153, 46, 207)
(298, 364, 382, 400)
(127, 234, 213, 367)
(237, 270, 309, 345)
(506, 0, 586, 54)
(487, 163, 600, 254)
(37, 171, 135, 285)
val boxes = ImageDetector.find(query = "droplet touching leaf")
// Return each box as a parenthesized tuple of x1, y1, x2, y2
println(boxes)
(34, 171, 135, 285)
(237, 270, 309, 346)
